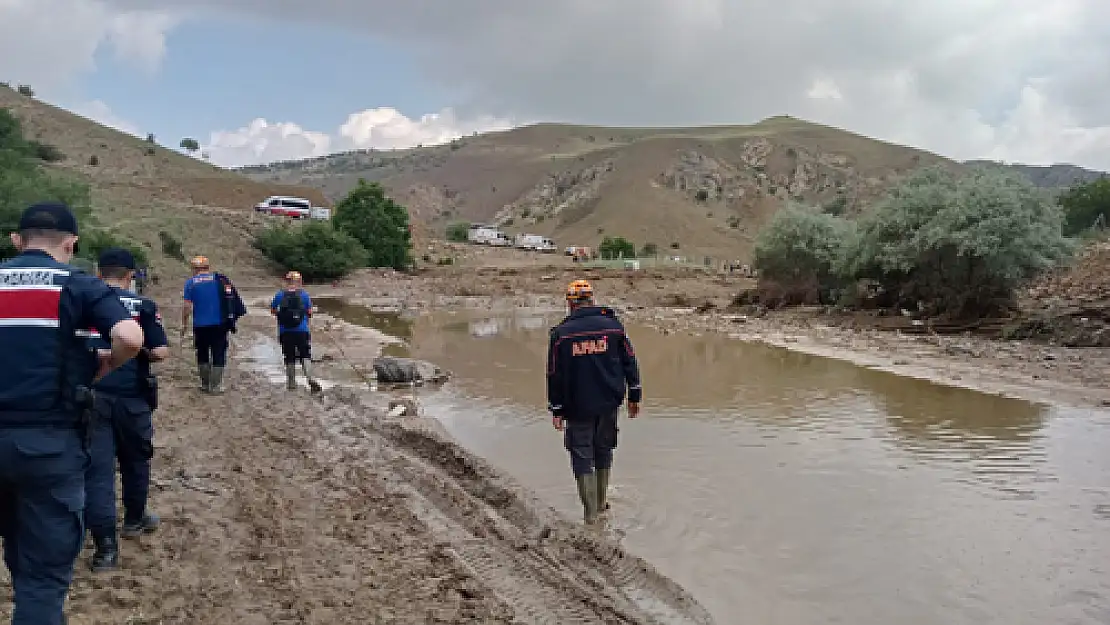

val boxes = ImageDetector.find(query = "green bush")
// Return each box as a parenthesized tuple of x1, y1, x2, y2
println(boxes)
(753, 204, 856, 295)
(598, 235, 635, 259)
(254, 221, 368, 282)
(159, 230, 185, 261)
(332, 179, 412, 270)
(844, 166, 1073, 318)
(77, 229, 149, 268)
(445, 221, 470, 242)
(1060, 177, 1110, 236)
(0, 110, 92, 259)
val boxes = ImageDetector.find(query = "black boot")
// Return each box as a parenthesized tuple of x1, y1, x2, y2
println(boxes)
(90, 533, 119, 572)
(122, 512, 160, 538)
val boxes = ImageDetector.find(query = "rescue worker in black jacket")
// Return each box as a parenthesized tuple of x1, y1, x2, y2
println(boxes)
(0, 202, 144, 624)
(547, 279, 642, 525)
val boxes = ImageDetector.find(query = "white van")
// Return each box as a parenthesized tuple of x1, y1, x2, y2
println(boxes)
(255, 196, 311, 219)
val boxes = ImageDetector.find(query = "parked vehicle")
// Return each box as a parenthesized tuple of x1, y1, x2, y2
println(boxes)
(514, 233, 556, 252)
(255, 196, 331, 220)
(468, 224, 503, 245)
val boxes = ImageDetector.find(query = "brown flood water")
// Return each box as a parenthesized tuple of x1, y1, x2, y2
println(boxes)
(315, 300, 1110, 625)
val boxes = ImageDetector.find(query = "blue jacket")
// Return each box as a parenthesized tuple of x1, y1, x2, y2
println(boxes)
(0, 250, 132, 425)
(546, 305, 642, 419)
(86, 287, 168, 398)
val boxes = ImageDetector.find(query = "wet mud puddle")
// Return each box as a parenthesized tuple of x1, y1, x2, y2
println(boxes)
(315, 299, 1110, 625)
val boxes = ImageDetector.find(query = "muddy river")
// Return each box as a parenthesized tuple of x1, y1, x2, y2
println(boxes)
(315, 299, 1110, 625)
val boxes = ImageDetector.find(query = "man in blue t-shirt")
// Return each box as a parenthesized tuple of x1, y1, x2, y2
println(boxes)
(270, 271, 321, 393)
(181, 255, 244, 393)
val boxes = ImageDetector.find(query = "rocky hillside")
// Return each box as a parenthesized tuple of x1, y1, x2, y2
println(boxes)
(239, 117, 962, 260)
(0, 85, 327, 283)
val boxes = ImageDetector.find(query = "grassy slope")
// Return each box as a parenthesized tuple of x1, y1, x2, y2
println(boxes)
(0, 86, 328, 284)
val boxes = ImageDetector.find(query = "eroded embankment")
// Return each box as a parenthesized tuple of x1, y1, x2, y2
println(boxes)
(0, 343, 713, 624)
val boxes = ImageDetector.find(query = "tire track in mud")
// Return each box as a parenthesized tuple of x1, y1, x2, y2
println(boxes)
(314, 397, 715, 625)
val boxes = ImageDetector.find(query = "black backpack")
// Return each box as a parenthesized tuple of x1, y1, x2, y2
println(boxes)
(276, 290, 306, 329)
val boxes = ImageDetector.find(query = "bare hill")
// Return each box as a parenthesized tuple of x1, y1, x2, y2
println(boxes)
(0, 85, 329, 283)
(239, 117, 963, 260)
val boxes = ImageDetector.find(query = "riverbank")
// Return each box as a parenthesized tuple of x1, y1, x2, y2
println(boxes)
(328, 264, 1110, 409)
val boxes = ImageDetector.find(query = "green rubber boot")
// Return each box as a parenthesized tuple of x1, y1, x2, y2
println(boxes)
(596, 468, 611, 514)
(301, 360, 322, 393)
(209, 366, 225, 395)
(575, 472, 600, 525)
(197, 364, 211, 392)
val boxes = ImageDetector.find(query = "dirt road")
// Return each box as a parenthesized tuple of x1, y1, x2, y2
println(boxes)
(0, 320, 712, 624)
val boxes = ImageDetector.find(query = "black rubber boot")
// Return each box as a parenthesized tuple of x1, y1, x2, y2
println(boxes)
(122, 512, 160, 538)
(90, 533, 119, 572)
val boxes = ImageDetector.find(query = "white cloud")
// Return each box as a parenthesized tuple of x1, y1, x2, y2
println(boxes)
(70, 99, 140, 136)
(0, 0, 175, 92)
(203, 107, 515, 167)
(95, 0, 1110, 171)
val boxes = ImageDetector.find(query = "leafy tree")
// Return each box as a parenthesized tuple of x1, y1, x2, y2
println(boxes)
(1059, 176, 1110, 236)
(843, 166, 1073, 318)
(254, 221, 368, 282)
(332, 179, 412, 270)
(179, 137, 200, 154)
(753, 204, 856, 292)
(159, 230, 185, 261)
(598, 235, 635, 259)
(445, 221, 470, 242)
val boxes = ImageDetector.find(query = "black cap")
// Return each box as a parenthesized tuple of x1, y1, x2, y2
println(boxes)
(97, 247, 136, 270)
(18, 202, 79, 235)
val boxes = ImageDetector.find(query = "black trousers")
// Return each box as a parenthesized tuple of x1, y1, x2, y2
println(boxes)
(193, 325, 229, 367)
(563, 409, 619, 476)
(279, 331, 311, 364)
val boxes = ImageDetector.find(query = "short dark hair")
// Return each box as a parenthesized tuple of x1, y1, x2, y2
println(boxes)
(98, 266, 132, 280)
(18, 229, 71, 246)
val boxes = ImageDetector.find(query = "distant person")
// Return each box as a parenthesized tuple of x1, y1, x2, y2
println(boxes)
(181, 256, 246, 393)
(0, 202, 143, 624)
(84, 248, 169, 572)
(134, 267, 147, 295)
(271, 271, 321, 393)
(546, 279, 642, 525)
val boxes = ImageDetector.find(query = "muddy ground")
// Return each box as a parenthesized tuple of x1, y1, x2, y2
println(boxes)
(0, 294, 713, 624)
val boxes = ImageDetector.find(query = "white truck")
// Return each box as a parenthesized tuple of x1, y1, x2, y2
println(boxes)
(515, 233, 556, 252)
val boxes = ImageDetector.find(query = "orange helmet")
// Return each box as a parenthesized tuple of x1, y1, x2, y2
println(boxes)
(284, 270, 303, 282)
(566, 279, 593, 301)
(189, 255, 209, 269)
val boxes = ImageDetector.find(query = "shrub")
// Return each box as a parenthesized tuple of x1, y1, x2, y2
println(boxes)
(0, 110, 92, 259)
(598, 236, 635, 259)
(28, 141, 65, 162)
(158, 230, 185, 261)
(640, 242, 659, 257)
(843, 166, 1073, 318)
(77, 229, 150, 268)
(753, 204, 856, 305)
(445, 221, 470, 242)
(694, 189, 709, 202)
(332, 179, 412, 270)
(254, 221, 368, 282)
(1059, 176, 1110, 236)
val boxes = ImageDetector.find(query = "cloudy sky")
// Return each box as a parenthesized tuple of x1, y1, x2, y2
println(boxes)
(2, 0, 1109, 170)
